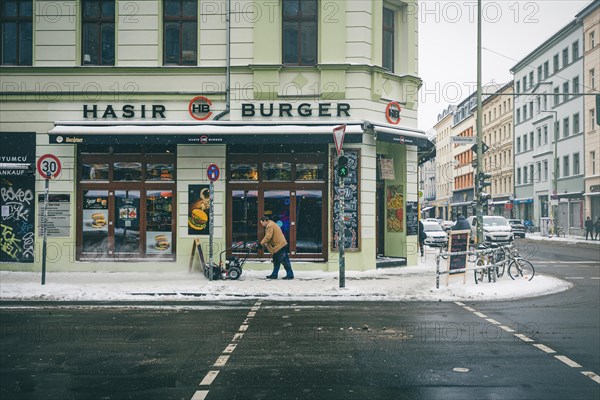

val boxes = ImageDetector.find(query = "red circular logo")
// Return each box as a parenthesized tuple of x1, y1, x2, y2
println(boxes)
(385, 101, 402, 125)
(188, 96, 213, 121)
(200, 135, 208, 144)
(37, 154, 62, 179)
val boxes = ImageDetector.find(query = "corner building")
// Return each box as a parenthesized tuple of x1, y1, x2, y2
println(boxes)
(0, 0, 430, 272)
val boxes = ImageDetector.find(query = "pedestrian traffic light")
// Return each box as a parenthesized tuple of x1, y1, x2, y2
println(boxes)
(337, 155, 349, 178)
(478, 172, 492, 189)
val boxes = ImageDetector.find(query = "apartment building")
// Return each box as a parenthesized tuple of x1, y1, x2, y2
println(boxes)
(481, 82, 514, 218)
(511, 18, 585, 232)
(450, 94, 476, 219)
(0, 0, 431, 271)
(432, 105, 455, 220)
(577, 1, 600, 220)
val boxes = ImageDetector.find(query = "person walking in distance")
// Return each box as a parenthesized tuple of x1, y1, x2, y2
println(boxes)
(260, 216, 294, 280)
(418, 219, 426, 257)
(584, 216, 594, 240)
(594, 217, 600, 241)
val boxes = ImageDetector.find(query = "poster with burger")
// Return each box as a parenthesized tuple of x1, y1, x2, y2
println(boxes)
(82, 193, 109, 232)
(146, 232, 172, 254)
(188, 185, 210, 235)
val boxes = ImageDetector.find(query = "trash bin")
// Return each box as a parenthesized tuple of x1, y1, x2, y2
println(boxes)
(539, 217, 553, 237)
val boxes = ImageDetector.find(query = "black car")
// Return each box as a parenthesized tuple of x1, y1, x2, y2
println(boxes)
(508, 219, 526, 238)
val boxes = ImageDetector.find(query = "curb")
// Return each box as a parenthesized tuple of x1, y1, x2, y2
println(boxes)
(519, 237, 600, 249)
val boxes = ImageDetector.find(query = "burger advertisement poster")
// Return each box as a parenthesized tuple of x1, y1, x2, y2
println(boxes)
(82, 194, 109, 232)
(188, 185, 210, 235)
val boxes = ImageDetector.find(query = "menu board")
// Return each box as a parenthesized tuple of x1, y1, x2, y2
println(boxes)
(331, 150, 360, 250)
(37, 194, 71, 237)
(448, 230, 470, 275)
(0, 132, 36, 263)
(405, 201, 418, 236)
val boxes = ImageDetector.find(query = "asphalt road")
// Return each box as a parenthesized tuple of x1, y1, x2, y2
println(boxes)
(0, 241, 598, 400)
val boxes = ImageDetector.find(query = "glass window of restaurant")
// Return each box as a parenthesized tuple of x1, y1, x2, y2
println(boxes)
(227, 144, 328, 261)
(77, 145, 177, 261)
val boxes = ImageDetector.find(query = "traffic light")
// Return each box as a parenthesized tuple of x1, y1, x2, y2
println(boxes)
(337, 155, 349, 178)
(477, 172, 492, 190)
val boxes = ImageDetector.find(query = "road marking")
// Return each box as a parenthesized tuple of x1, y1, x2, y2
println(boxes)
(591, 277, 600, 280)
(514, 333, 534, 342)
(199, 371, 219, 386)
(247, 311, 256, 317)
(485, 318, 501, 325)
(565, 277, 585, 280)
(232, 332, 244, 341)
(454, 302, 465, 306)
(473, 311, 487, 318)
(238, 324, 249, 332)
(191, 390, 209, 400)
(555, 355, 582, 368)
(542, 261, 598, 264)
(223, 344, 237, 354)
(533, 344, 556, 354)
(463, 306, 476, 312)
(581, 371, 600, 384)
(500, 325, 515, 332)
(214, 355, 230, 367)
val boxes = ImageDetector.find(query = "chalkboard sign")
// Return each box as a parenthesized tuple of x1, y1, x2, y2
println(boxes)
(0, 132, 36, 263)
(405, 201, 418, 236)
(448, 230, 470, 276)
(331, 149, 360, 250)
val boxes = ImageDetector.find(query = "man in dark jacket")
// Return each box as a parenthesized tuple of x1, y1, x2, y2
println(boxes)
(418, 220, 426, 256)
(584, 216, 594, 240)
(452, 214, 471, 231)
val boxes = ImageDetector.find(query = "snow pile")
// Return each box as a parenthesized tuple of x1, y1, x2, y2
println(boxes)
(0, 249, 571, 302)
(525, 232, 600, 245)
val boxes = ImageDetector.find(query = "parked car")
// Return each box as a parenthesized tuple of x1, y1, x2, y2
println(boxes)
(467, 216, 514, 243)
(440, 220, 454, 232)
(508, 219, 527, 238)
(423, 218, 442, 224)
(421, 221, 449, 247)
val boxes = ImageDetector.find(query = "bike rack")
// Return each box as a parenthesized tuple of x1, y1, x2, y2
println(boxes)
(436, 246, 509, 289)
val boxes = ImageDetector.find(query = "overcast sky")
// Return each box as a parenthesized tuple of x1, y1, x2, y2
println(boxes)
(417, 0, 593, 131)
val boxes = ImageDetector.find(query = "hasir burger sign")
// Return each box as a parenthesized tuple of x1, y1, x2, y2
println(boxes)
(188, 185, 210, 235)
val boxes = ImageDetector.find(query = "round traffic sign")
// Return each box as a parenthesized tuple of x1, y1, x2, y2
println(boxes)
(385, 101, 402, 125)
(207, 163, 220, 182)
(37, 154, 61, 179)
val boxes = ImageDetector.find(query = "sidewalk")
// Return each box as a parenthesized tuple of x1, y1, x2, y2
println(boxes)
(0, 248, 571, 303)
(523, 232, 600, 247)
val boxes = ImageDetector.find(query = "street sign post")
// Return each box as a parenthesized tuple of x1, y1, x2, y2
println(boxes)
(206, 164, 219, 280)
(36, 154, 62, 285)
(333, 125, 347, 288)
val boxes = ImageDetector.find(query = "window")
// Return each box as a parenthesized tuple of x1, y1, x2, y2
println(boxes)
(82, 0, 115, 65)
(164, 0, 197, 65)
(592, 151, 597, 175)
(523, 105, 527, 120)
(529, 131, 534, 150)
(543, 125, 548, 144)
(563, 82, 569, 102)
(554, 121, 560, 140)
(517, 137, 521, 153)
(530, 165, 534, 183)
(516, 81, 521, 93)
(563, 117, 569, 138)
(553, 54, 559, 72)
(562, 47, 569, 67)
(555, 157, 560, 178)
(517, 168, 522, 184)
(537, 65, 543, 82)
(537, 162, 541, 183)
(537, 128, 542, 147)
(382, 7, 395, 72)
(563, 156, 569, 177)
(592, 109, 596, 130)
(543, 160, 548, 181)
(0, 0, 32, 65)
(523, 166, 528, 183)
(537, 97, 541, 114)
(516, 109, 521, 123)
(573, 153, 580, 175)
(590, 69, 596, 90)
(573, 76, 579, 94)
(283, 0, 317, 66)
(572, 40, 579, 59)
(553, 87, 560, 106)
(523, 135, 528, 151)
(529, 71, 534, 87)
(543, 61, 549, 78)
(591, 31, 596, 49)
(529, 101, 533, 118)
(573, 113, 580, 134)
(523, 76, 527, 91)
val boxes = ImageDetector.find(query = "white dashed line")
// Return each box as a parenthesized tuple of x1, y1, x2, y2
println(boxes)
(533, 344, 556, 354)
(473, 311, 488, 318)
(247, 311, 256, 317)
(463, 306, 476, 312)
(199, 371, 220, 386)
(238, 324, 249, 332)
(591, 277, 600, 280)
(223, 344, 237, 354)
(581, 371, 600, 384)
(214, 355, 230, 367)
(454, 302, 465, 306)
(565, 277, 585, 280)
(499, 325, 515, 332)
(485, 318, 501, 325)
(232, 332, 244, 341)
(191, 390, 209, 400)
(555, 355, 582, 368)
(514, 333, 534, 342)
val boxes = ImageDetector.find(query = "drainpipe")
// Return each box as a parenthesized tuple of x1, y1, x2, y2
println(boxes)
(214, 0, 231, 120)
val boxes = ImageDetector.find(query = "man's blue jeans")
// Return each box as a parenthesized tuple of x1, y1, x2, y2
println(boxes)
(271, 247, 294, 278)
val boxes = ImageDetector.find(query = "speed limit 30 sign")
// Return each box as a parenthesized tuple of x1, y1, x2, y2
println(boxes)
(37, 154, 62, 179)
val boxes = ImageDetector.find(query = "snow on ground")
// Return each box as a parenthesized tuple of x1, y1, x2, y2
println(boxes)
(0, 247, 572, 303)
(524, 232, 600, 245)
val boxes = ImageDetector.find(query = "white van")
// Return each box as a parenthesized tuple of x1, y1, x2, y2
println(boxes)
(467, 216, 514, 243)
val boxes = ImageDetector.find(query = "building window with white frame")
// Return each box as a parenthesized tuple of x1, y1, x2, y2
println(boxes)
(563, 82, 569, 102)
(563, 117, 569, 138)
(543, 160, 548, 181)
(1, 0, 33, 65)
(163, 0, 198, 65)
(543, 61, 549, 78)
(553, 87, 560, 106)
(517, 137, 521, 153)
(537, 162, 541, 183)
(529, 131, 534, 150)
(572, 40, 579, 59)
(573, 153, 580, 175)
(590, 30, 596, 49)
(543, 125, 548, 144)
(592, 109, 596, 130)
(590, 69, 596, 90)
(553, 54, 559, 72)
(572, 76, 579, 94)
(573, 113, 580, 134)
(382, 7, 395, 72)
(563, 156, 569, 177)
(562, 47, 569, 67)
(283, 0, 318, 66)
(537, 128, 542, 147)
(517, 168, 522, 185)
(592, 151, 597, 175)
(554, 121, 560, 140)
(529, 71, 534, 87)
(524, 166, 528, 183)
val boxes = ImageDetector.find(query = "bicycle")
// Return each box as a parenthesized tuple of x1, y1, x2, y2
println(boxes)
(473, 243, 504, 284)
(554, 226, 565, 237)
(502, 244, 535, 281)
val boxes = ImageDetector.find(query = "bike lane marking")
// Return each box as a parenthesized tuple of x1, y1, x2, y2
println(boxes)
(453, 301, 600, 386)
(191, 299, 264, 400)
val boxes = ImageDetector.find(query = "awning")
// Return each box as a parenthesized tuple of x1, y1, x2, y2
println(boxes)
(421, 206, 434, 212)
(490, 200, 509, 205)
(48, 120, 434, 149)
(450, 201, 473, 207)
(513, 197, 533, 204)
(558, 191, 584, 198)
(583, 192, 600, 196)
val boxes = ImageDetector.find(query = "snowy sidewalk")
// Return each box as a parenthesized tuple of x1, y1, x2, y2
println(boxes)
(0, 249, 571, 303)
(523, 232, 600, 246)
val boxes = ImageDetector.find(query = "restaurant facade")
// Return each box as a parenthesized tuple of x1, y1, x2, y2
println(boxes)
(1, 0, 429, 272)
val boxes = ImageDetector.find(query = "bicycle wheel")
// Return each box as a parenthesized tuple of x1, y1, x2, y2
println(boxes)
(474, 258, 485, 284)
(495, 249, 506, 278)
(509, 259, 535, 281)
